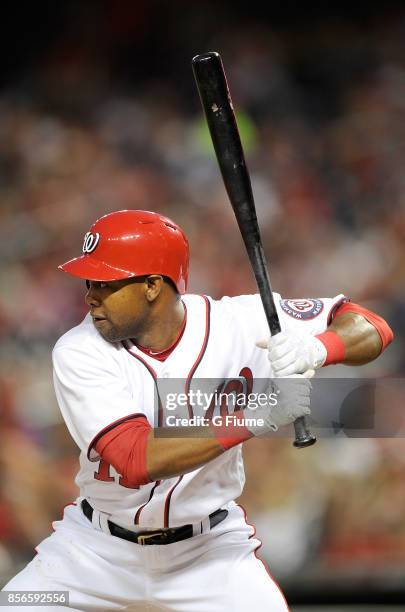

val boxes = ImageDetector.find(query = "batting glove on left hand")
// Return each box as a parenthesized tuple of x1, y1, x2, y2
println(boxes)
(257, 331, 326, 377)
(245, 370, 314, 435)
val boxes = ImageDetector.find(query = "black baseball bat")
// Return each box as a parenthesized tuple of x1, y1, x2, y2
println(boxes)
(192, 51, 316, 448)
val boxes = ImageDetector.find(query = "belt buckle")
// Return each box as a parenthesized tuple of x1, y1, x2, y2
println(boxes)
(138, 531, 164, 546)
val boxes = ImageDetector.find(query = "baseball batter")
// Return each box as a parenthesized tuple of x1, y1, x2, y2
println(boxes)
(2, 210, 393, 611)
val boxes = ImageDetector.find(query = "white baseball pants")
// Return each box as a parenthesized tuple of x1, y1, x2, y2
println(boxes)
(2, 501, 289, 611)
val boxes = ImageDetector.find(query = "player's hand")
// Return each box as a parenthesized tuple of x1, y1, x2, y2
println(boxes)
(245, 370, 313, 435)
(256, 331, 326, 377)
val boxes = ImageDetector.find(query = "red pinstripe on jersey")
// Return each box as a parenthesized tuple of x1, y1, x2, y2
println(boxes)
(185, 295, 211, 418)
(122, 295, 211, 527)
(134, 479, 162, 525)
(160, 296, 211, 526)
(163, 475, 184, 528)
(122, 348, 162, 524)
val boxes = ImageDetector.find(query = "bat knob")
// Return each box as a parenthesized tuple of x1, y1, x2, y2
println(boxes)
(293, 416, 317, 448)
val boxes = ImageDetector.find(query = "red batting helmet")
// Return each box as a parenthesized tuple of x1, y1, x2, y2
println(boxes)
(59, 210, 189, 293)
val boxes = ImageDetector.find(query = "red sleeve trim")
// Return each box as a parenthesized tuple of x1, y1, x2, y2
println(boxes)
(333, 302, 394, 351)
(87, 412, 147, 461)
(94, 417, 152, 488)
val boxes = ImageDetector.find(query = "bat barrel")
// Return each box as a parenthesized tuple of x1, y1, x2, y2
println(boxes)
(192, 51, 316, 449)
(192, 52, 246, 178)
(192, 52, 262, 270)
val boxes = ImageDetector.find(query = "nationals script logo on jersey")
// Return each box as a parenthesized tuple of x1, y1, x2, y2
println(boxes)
(280, 298, 324, 320)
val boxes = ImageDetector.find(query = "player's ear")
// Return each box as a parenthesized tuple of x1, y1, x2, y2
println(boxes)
(144, 275, 164, 302)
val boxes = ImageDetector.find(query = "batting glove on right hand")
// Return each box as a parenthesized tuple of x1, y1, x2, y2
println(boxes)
(257, 331, 326, 377)
(245, 370, 314, 436)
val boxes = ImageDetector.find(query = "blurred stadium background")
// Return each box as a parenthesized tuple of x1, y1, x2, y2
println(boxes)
(0, 1, 404, 609)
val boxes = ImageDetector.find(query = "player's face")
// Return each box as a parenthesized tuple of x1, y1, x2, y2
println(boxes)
(85, 278, 150, 342)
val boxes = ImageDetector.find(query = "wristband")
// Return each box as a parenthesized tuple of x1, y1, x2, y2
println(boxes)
(213, 413, 253, 450)
(315, 331, 346, 366)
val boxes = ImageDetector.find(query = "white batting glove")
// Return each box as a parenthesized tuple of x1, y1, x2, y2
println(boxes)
(256, 331, 326, 377)
(245, 370, 314, 435)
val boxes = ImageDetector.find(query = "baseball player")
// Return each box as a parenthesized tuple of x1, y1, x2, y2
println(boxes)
(2, 210, 393, 611)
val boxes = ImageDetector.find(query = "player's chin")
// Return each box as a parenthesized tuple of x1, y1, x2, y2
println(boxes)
(93, 320, 124, 343)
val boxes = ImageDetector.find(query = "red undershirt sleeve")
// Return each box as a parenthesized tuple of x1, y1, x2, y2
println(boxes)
(331, 301, 394, 352)
(95, 417, 152, 487)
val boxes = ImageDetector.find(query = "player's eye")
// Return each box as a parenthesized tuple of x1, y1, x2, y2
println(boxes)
(86, 281, 109, 290)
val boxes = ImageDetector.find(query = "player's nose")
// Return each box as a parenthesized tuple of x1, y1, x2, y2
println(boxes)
(85, 285, 101, 307)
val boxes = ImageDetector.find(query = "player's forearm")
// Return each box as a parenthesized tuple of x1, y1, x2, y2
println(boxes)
(264, 302, 393, 376)
(146, 379, 311, 480)
(327, 312, 382, 365)
(102, 380, 311, 483)
(146, 428, 225, 481)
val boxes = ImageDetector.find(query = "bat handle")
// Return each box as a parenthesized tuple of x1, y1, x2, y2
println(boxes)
(293, 416, 317, 448)
(266, 318, 316, 448)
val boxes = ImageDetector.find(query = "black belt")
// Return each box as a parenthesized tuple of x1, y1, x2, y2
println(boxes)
(81, 499, 228, 546)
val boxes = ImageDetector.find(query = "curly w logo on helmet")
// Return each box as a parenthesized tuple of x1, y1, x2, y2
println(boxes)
(82, 232, 100, 254)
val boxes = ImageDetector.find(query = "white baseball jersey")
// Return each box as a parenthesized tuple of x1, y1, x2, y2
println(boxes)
(52, 292, 346, 530)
